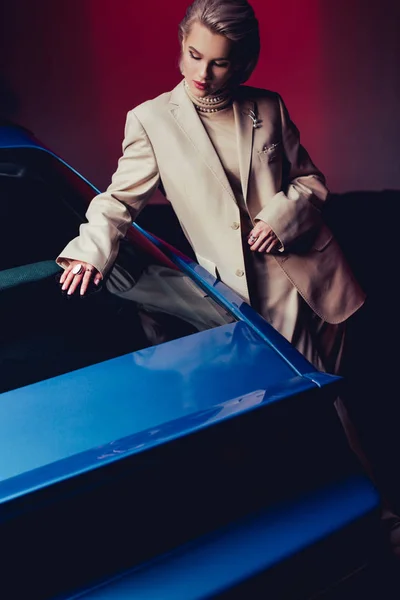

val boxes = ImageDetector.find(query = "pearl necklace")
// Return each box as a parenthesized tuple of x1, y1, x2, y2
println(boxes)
(184, 80, 232, 113)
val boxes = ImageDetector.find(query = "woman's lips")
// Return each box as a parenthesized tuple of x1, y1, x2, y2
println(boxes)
(193, 80, 208, 91)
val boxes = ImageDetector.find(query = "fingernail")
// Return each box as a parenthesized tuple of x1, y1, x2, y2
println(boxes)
(94, 279, 99, 285)
(67, 290, 72, 295)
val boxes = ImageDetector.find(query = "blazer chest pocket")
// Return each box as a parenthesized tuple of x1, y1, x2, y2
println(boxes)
(258, 141, 281, 164)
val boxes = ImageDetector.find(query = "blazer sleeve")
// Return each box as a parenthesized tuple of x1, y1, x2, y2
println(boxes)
(56, 109, 160, 275)
(254, 94, 329, 252)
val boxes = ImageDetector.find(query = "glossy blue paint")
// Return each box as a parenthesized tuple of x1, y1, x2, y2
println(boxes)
(0, 125, 38, 149)
(64, 475, 379, 600)
(0, 321, 338, 507)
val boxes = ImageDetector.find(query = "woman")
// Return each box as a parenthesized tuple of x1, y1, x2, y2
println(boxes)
(57, 0, 365, 377)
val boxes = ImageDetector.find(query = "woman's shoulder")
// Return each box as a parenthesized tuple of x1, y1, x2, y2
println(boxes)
(130, 92, 170, 119)
(130, 81, 182, 120)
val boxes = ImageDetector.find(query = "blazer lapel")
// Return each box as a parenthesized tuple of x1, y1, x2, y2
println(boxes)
(233, 98, 256, 204)
(169, 81, 235, 201)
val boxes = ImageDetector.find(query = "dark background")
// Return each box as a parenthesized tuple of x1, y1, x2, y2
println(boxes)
(0, 0, 399, 195)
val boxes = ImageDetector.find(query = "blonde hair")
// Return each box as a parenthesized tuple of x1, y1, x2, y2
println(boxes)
(178, 0, 260, 85)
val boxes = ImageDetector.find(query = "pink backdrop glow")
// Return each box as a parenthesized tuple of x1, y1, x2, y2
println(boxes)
(0, 0, 399, 194)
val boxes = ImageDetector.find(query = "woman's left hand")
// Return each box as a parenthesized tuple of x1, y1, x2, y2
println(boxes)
(248, 220, 282, 253)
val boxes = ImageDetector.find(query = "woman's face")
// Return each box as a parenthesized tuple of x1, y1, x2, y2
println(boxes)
(181, 21, 234, 97)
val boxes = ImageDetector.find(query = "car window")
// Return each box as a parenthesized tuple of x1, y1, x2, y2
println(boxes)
(0, 149, 84, 270)
(0, 146, 236, 394)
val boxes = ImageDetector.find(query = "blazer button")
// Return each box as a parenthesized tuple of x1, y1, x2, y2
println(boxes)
(235, 269, 244, 277)
(231, 222, 240, 230)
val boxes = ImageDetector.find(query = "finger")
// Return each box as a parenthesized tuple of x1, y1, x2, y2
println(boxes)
(265, 239, 281, 253)
(67, 273, 84, 296)
(257, 233, 280, 253)
(60, 259, 82, 284)
(248, 224, 273, 243)
(248, 225, 263, 240)
(252, 230, 276, 251)
(80, 267, 95, 296)
(61, 269, 77, 292)
(250, 232, 269, 251)
(257, 239, 271, 253)
(257, 234, 276, 252)
(248, 226, 267, 246)
(94, 272, 103, 286)
(248, 236, 257, 246)
(60, 265, 73, 285)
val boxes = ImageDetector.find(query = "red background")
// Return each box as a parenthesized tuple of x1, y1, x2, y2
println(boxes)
(1, 0, 399, 195)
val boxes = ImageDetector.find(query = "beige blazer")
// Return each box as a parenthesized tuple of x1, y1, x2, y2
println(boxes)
(57, 80, 365, 324)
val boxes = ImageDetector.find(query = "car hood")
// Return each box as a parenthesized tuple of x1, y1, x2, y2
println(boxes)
(0, 321, 339, 504)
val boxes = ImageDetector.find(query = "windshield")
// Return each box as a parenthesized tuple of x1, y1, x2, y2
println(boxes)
(0, 145, 235, 393)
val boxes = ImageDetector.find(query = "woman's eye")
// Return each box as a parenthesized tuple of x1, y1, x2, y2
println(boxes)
(188, 52, 229, 68)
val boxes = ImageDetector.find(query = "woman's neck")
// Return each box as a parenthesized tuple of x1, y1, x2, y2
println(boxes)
(184, 80, 232, 113)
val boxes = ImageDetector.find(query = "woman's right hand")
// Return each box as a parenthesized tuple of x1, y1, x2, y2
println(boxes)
(59, 260, 103, 296)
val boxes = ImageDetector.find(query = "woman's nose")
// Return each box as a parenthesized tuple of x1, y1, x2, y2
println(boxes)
(199, 62, 212, 80)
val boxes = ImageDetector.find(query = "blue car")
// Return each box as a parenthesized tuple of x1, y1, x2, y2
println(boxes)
(0, 123, 392, 599)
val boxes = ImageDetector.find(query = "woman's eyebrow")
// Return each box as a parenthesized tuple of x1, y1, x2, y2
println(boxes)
(188, 45, 230, 61)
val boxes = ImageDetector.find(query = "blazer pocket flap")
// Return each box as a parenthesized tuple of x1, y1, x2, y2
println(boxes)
(312, 226, 334, 251)
(196, 254, 218, 278)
